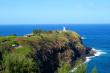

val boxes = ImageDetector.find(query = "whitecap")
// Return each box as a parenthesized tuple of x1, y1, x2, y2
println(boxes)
(92, 48, 107, 56)
(84, 48, 107, 63)
(70, 48, 107, 72)
(81, 37, 86, 40)
(84, 56, 95, 63)
(85, 57, 91, 63)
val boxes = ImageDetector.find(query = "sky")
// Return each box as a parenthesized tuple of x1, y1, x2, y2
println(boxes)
(0, 0, 110, 24)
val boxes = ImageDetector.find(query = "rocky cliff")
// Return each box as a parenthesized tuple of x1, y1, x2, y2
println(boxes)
(0, 30, 93, 73)
(19, 30, 89, 73)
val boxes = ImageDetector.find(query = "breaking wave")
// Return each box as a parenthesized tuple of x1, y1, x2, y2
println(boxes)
(85, 48, 107, 63)
(81, 37, 87, 40)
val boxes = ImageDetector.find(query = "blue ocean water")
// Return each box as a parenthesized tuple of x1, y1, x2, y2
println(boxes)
(0, 24, 110, 73)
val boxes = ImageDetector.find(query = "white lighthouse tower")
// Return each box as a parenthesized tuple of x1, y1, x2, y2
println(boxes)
(63, 26, 66, 32)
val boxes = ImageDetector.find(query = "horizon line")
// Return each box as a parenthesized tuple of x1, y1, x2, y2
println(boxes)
(0, 23, 110, 25)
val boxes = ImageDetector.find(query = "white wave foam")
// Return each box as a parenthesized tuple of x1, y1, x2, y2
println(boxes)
(70, 48, 107, 73)
(84, 48, 107, 63)
(84, 56, 95, 63)
(92, 48, 107, 56)
(85, 57, 91, 63)
(81, 37, 86, 40)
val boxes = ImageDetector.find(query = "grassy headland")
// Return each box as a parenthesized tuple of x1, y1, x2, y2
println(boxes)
(0, 30, 95, 73)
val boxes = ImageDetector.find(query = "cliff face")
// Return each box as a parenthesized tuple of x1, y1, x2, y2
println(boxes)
(18, 30, 87, 73)
(0, 30, 90, 73)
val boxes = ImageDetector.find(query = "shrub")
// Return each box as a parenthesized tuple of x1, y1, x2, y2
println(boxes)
(33, 30, 45, 35)
(1, 53, 39, 73)
(56, 61, 71, 73)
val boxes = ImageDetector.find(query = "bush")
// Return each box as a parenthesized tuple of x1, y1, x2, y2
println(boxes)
(1, 53, 39, 73)
(33, 30, 45, 35)
(56, 61, 71, 73)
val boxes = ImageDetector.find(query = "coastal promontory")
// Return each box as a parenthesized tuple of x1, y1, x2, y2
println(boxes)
(0, 30, 94, 73)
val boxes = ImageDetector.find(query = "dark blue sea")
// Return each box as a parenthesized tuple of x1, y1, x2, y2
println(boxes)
(0, 24, 110, 73)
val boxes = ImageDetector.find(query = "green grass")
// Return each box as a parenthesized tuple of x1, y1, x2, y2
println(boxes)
(15, 46, 32, 56)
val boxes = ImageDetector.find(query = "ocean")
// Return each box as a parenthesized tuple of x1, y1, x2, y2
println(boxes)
(0, 24, 110, 73)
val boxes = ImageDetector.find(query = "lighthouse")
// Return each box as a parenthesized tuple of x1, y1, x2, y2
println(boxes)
(63, 26, 66, 32)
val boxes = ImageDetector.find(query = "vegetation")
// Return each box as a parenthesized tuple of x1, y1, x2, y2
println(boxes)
(56, 60, 97, 73)
(2, 53, 39, 73)
(0, 30, 97, 73)
(91, 67, 97, 73)
(56, 61, 71, 73)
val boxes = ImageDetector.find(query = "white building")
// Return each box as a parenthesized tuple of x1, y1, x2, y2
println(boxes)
(63, 26, 66, 32)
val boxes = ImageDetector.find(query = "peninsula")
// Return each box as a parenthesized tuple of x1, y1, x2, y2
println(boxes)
(0, 30, 95, 73)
